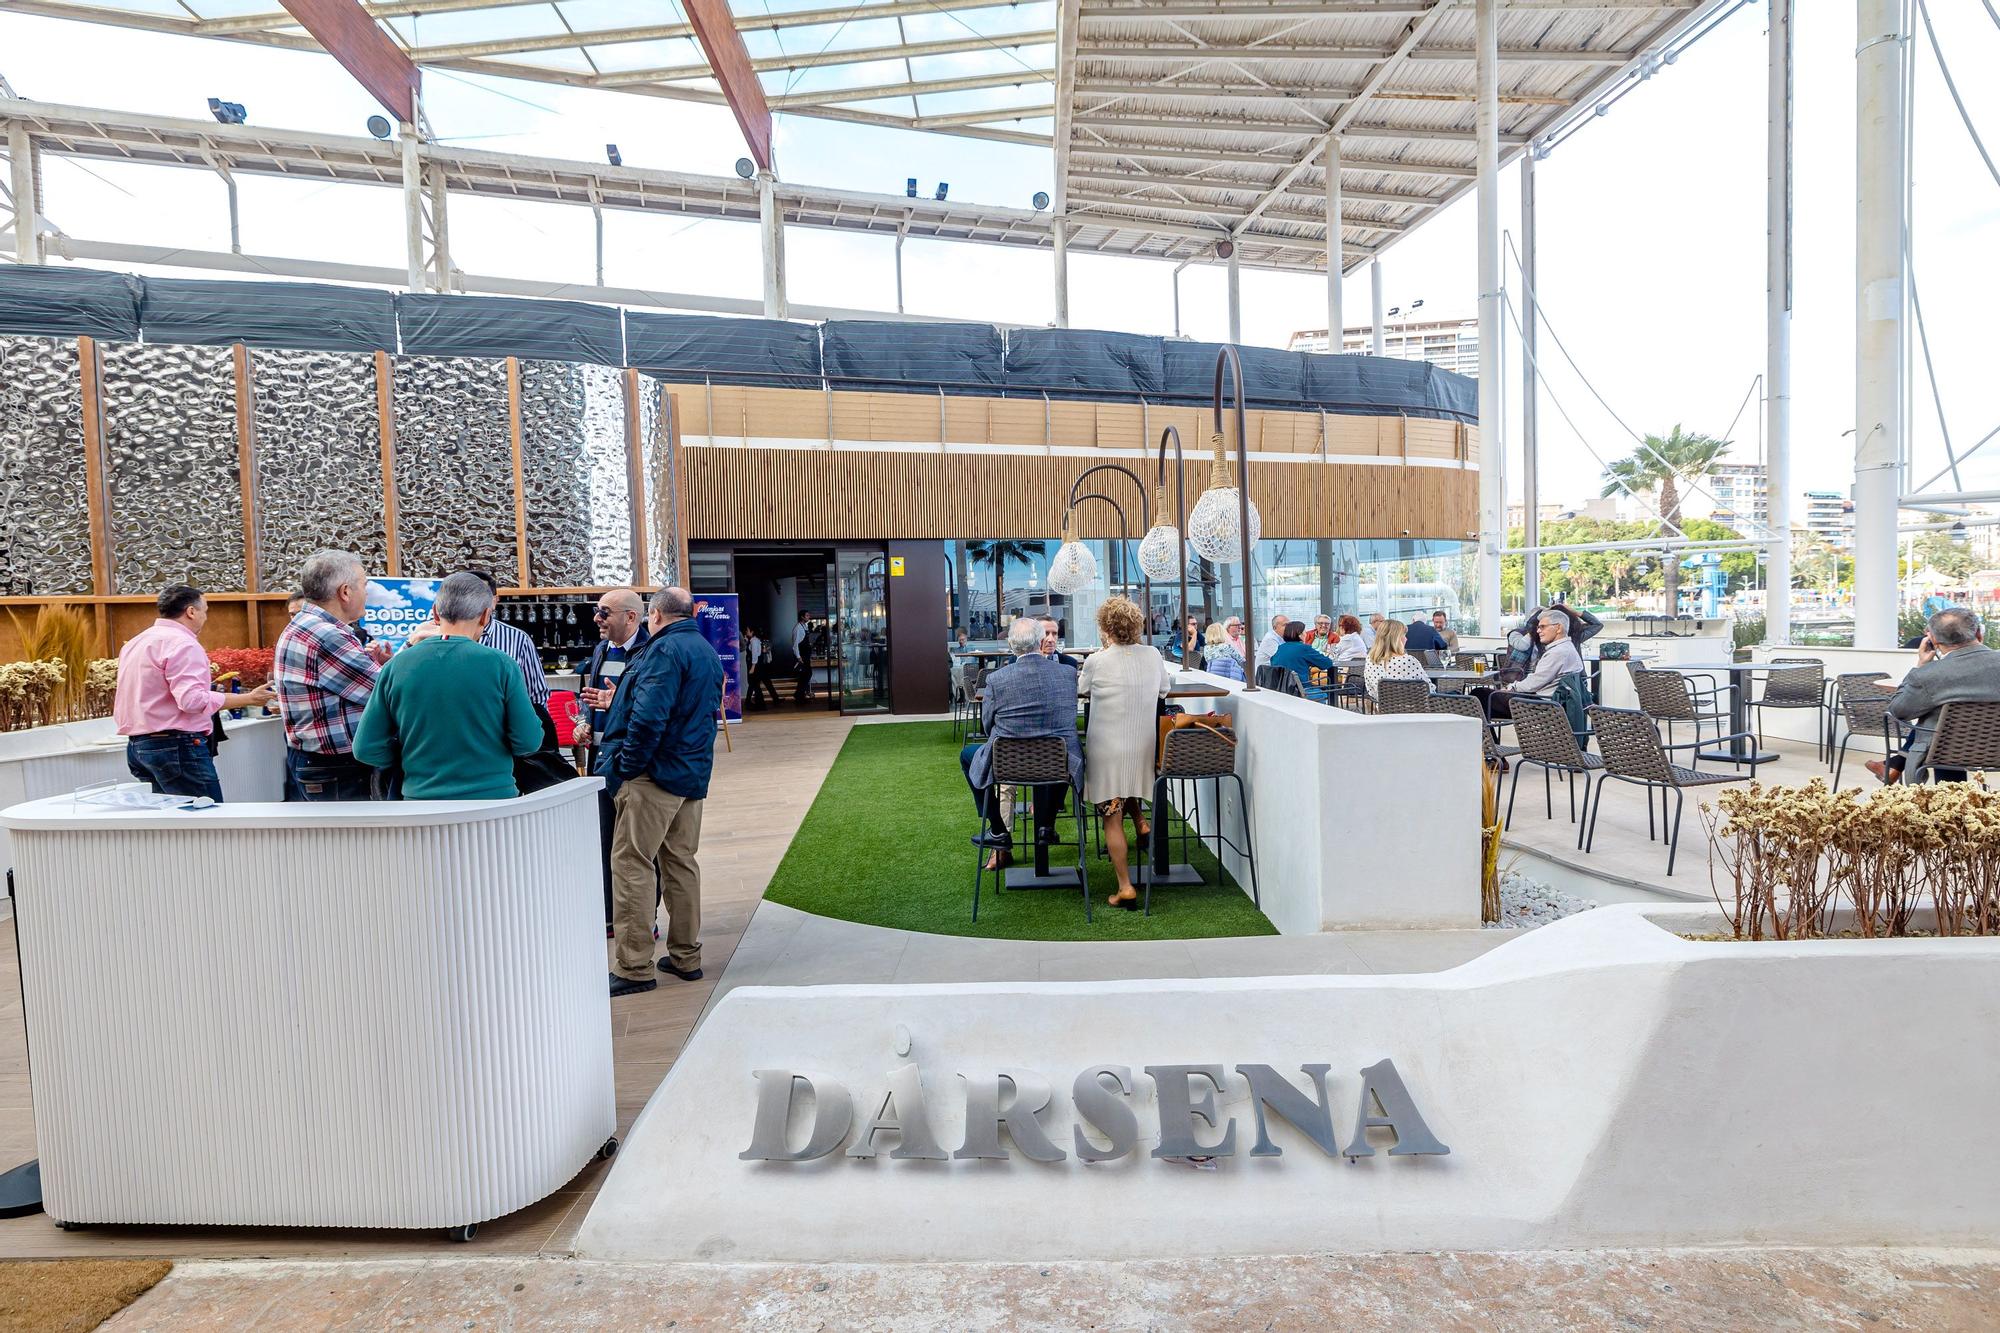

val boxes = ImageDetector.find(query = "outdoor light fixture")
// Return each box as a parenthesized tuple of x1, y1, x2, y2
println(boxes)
(734, 158, 755, 180)
(1032, 191, 1051, 210)
(1558, 558, 1572, 572)
(935, 182, 950, 201)
(1046, 510, 1098, 595)
(606, 144, 622, 167)
(208, 98, 247, 125)
(365, 115, 393, 140)
(1137, 492, 1181, 581)
(906, 178, 918, 198)
(1187, 402, 1260, 564)
(1214, 239, 1235, 260)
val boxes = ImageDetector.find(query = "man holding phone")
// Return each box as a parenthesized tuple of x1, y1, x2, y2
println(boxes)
(574, 588, 650, 928)
(1869, 607, 2000, 784)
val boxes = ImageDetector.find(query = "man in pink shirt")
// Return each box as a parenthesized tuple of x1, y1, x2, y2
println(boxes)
(113, 584, 273, 801)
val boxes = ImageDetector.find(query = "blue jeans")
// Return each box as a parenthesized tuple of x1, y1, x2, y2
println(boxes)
(126, 732, 224, 802)
(284, 747, 378, 801)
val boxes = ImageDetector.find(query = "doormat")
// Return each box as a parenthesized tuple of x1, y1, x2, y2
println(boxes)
(0, 1259, 172, 1333)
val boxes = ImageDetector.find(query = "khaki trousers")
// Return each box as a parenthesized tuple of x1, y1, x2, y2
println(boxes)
(610, 777, 704, 980)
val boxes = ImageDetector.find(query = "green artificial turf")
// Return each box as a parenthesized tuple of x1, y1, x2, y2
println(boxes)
(764, 721, 1278, 942)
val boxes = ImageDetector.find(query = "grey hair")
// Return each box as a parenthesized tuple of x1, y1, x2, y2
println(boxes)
(433, 571, 496, 624)
(1540, 608, 1571, 634)
(299, 549, 364, 603)
(1930, 606, 1980, 648)
(1006, 617, 1042, 655)
(649, 587, 694, 619)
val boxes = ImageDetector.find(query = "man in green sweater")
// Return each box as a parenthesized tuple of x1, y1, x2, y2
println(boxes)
(353, 572, 544, 799)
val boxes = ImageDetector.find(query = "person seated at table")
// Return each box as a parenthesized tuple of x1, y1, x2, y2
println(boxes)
(960, 617, 1082, 871)
(1364, 619, 1433, 702)
(1039, 615, 1083, 669)
(352, 572, 544, 799)
(1269, 620, 1337, 689)
(1079, 596, 1173, 910)
(1404, 614, 1447, 657)
(1330, 614, 1368, 661)
(1365, 613, 1387, 649)
(1255, 613, 1288, 665)
(1305, 614, 1336, 650)
(1868, 607, 2000, 785)
(1202, 621, 1245, 682)
(1474, 609, 1584, 720)
(1432, 611, 1460, 655)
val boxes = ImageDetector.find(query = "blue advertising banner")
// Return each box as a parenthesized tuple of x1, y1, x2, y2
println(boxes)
(694, 592, 743, 724)
(360, 577, 439, 652)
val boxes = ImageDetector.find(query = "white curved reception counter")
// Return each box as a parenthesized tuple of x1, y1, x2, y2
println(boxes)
(1, 778, 614, 1235)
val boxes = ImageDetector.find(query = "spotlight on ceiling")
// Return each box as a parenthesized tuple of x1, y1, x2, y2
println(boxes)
(207, 98, 247, 125)
(906, 177, 918, 198)
(365, 114, 392, 140)
(734, 157, 755, 180)
(934, 182, 949, 201)
(1031, 191, 1050, 210)
(605, 143, 622, 167)
(1214, 239, 1234, 259)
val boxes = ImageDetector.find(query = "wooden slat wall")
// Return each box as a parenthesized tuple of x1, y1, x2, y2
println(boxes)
(683, 449, 1478, 543)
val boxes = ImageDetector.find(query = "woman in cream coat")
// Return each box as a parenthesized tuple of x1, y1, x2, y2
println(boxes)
(1079, 595, 1173, 909)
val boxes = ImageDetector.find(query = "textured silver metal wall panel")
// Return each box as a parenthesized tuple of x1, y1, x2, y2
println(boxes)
(640, 376, 679, 588)
(390, 355, 518, 585)
(250, 348, 387, 591)
(100, 341, 244, 594)
(0, 335, 93, 596)
(520, 360, 631, 587)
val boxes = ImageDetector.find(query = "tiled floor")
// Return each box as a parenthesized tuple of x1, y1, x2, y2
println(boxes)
(0, 711, 855, 1260)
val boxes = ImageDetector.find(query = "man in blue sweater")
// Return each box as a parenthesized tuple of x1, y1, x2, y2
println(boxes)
(595, 587, 725, 998)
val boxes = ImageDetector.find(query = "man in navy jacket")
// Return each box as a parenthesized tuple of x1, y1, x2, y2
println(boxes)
(596, 588, 724, 997)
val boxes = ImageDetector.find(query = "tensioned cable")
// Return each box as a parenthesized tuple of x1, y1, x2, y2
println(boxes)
(1915, 0, 2000, 192)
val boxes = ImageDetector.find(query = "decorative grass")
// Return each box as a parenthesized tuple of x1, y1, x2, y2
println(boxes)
(764, 721, 1277, 942)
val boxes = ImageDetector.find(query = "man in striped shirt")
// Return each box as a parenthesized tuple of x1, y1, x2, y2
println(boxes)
(273, 549, 390, 801)
(467, 569, 550, 709)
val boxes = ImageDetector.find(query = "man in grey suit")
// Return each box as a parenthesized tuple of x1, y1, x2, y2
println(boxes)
(959, 617, 1084, 870)
(1870, 607, 2000, 784)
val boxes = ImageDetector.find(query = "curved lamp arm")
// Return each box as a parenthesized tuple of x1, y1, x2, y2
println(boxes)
(1155, 426, 1191, 666)
(1212, 345, 1257, 689)
(1065, 461, 1152, 630)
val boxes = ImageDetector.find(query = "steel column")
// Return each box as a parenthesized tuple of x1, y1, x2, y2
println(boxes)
(426, 160, 450, 289)
(8, 123, 40, 264)
(1474, 0, 1504, 635)
(1370, 259, 1385, 356)
(1325, 137, 1342, 343)
(1853, 0, 1905, 649)
(1053, 217, 1070, 327)
(1766, 0, 1794, 645)
(758, 170, 788, 319)
(1225, 242, 1241, 344)
(399, 126, 423, 291)
(1520, 148, 1540, 613)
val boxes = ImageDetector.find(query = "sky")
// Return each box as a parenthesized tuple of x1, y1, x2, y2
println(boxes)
(3, 0, 1997, 516)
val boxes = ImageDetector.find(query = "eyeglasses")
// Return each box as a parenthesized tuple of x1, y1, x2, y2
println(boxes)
(592, 606, 613, 620)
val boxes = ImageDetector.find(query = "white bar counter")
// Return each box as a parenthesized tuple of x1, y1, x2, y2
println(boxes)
(2, 777, 615, 1235)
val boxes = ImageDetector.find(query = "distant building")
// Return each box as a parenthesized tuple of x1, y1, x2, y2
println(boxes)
(1702, 461, 1769, 531)
(1803, 490, 1853, 550)
(1289, 317, 1479, 377)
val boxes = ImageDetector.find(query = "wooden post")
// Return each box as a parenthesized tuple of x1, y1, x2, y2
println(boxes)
(505, 356, 531, 589)
(622, 367, 648, 585)
(77, 336, 114, 602)
(233, 345, 262, 639)
(374, 350, 400, 576)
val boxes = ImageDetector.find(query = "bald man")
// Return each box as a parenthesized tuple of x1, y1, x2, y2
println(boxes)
(576, 587, 650, 931)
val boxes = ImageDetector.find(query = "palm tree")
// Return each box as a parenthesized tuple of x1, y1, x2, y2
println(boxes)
(1608, 554, 1632, 598)
(967, 540, 1047, 627)
(1601, 425, 1730, 612)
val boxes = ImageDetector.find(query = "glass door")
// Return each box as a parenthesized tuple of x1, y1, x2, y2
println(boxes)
(833, 545, 890, 714)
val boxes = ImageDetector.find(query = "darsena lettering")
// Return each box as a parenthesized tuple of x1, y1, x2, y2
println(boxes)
(739, 1060, 1448, 1165)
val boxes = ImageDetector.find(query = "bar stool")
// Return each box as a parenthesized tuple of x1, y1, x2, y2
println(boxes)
(1149, 724, 1258, 917)
(971, 735, 1089, 923)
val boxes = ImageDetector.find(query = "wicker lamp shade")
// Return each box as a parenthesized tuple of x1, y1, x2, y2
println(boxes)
(1186, 433, 1260, 564)
(1045, 511, 1099, 595)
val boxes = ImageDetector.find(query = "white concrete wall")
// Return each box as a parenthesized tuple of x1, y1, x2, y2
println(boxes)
(1168, 670, 1481, 933)
(577, 903, 2000, 1263)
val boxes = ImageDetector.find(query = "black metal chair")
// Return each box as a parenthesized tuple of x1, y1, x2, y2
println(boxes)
(1585, 705, 1751, 875)
(1376, 677, 1431, 715)
(1418, 649, 1445, 668)
(1504, 695, 1604, 837)
(1254, 663, 1305, 698)
(1753, 657, 1829, 761)
(1630, 662, 1729, 754)
(1323, 662, 1369, 710)
(952, 660, 983, 739)
(1149, 724, 1257, 916)
(1910, 700, 2000, 783)
(971, 735, 1089, 923)
(1427, 692, 1520, 766)
(1830, 673, 1897, 788)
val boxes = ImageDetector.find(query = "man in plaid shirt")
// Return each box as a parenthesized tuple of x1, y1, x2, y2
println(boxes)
(274, 549, 391, 801)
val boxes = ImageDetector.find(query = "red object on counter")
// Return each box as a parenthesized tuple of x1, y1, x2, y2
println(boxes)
(550, 689, 579, 747)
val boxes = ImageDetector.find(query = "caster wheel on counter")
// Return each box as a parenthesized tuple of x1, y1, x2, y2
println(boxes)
(447, 1223, 479, 1243)
(597, 1136, 620, 1162)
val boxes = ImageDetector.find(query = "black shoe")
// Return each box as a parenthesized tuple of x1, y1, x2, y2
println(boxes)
(657, 960, 704, 982)
(1034, 826, 1062, 846)
(973, 831, 1013, 850)
(610, 972, 657, 997)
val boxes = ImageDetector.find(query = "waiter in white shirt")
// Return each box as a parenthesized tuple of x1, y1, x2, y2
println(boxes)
(792, 615, 814, 702)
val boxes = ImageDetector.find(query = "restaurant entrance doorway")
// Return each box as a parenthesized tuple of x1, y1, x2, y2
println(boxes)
(689, 542, 891, 715)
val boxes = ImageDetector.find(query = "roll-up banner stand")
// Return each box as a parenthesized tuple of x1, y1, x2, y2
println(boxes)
(695, 593, 743, 724)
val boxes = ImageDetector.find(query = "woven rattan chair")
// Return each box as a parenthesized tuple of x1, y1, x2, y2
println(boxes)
(1830, 673, 1896, 788)
(1427, 692, 1520, 766)
(1254, 663, 1306, 698)
(1326, 663, 1369, 710)
(1376, 677, 1431, 715)
(1753, 657, 1829, 761)
(952, 660, 983, 738)
(972, 735, 1089, 923)
(1630, 662, 1730, 753)
(1585, 705, 1751, 875)
(1504, 695, 1604, 837)
(1151, 724, 1257, 915)
(1910, 699, 2000, 783)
